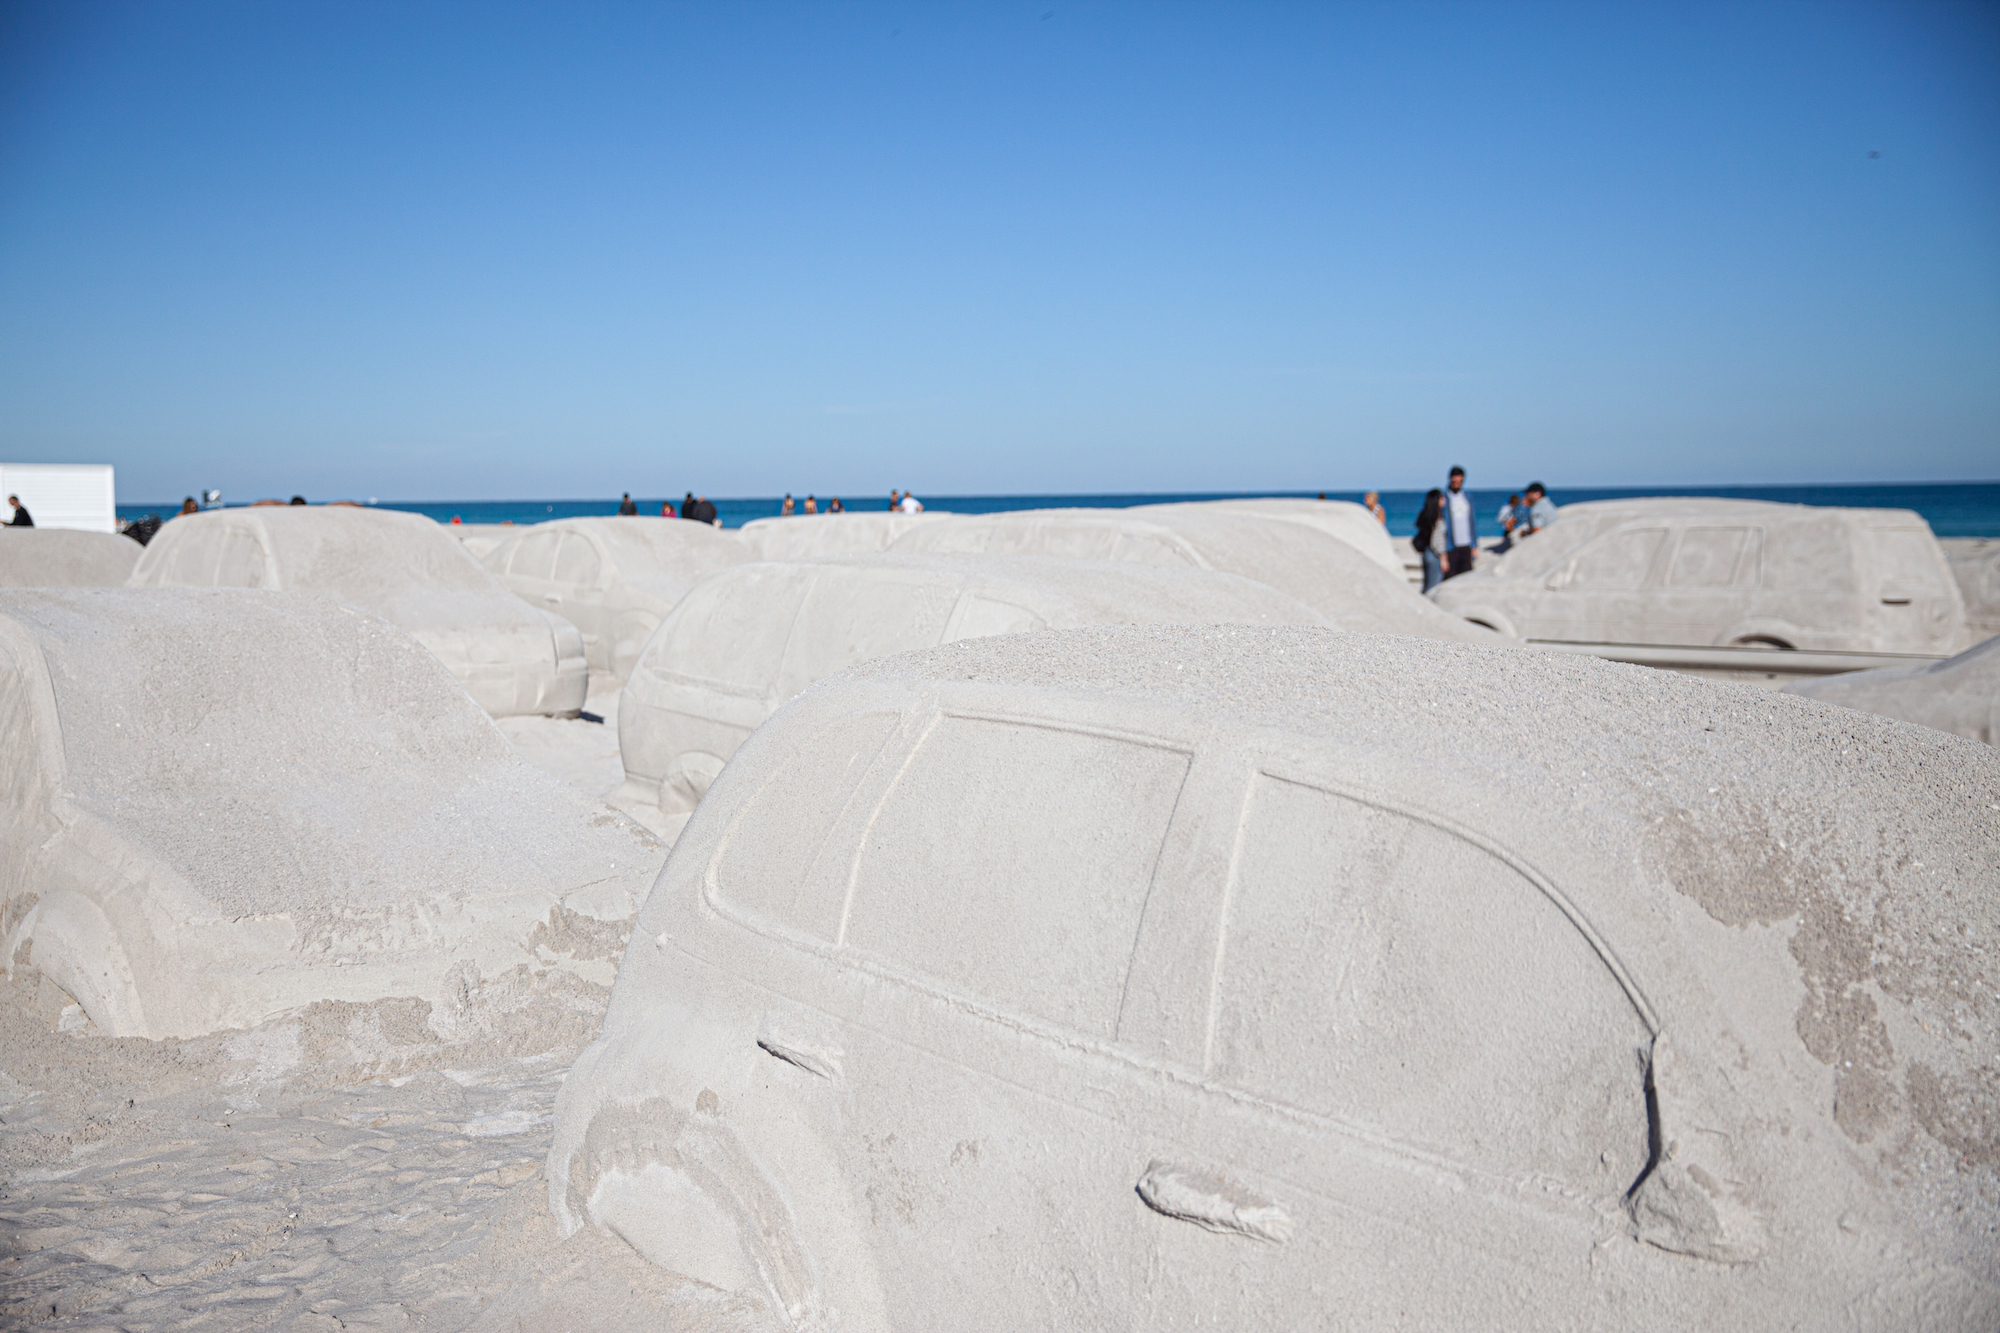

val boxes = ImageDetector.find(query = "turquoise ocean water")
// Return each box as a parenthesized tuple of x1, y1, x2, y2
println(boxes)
(121, 481, 2000, 538)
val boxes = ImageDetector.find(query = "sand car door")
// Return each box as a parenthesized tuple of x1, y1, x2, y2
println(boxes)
(1539, 526, 1670, 643)
(1123, 769, 1657, 1328)
(1867, 524, 1965, 653)
(1654, 525, 1763, 645)
(776, 708, 1211, 1330)
(550, 530, 609, 665)
(500, 529, 563, 611)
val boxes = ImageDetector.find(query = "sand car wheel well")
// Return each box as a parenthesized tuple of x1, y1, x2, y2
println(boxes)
(1729, 635, 1795, 651)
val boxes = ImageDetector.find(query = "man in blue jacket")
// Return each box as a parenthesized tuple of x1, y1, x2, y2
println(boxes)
(1442, 467, 1475, 579)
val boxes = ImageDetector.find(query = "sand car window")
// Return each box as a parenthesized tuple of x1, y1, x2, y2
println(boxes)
(1555, 528, 1667, 591)
(507, 532, 562, 581)
(1667, 527, 1753, 588)
(553, 534, 601, 586)
(650, 568, 810, 695)
(842, 716, 1191, 1040)
(212, 528, 268, 588)
(711, 711, 902, 943)
(779, 572, 959, 694)
(1208, 775, 1653, 1189)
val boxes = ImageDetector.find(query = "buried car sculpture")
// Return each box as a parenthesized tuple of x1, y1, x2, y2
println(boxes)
(1429, 497, 1971, 655)
(550, 624, 1999, 1330)
(131, 506, 588, 717)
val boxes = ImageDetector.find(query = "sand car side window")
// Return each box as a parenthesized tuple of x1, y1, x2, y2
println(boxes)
(778, 572, 959, 694)
(506, 532, 562, 581)
(842, 716, 1191, 1040)
(1552, 528, 1667, 591)
(649, 568, 810, 695)
(213, 528, 269, 588)
(1208, 774, 1653, 1189)
(1668, 527, 1757, 588)
(553, 533, 602, 586)
(711, 711, 903, 943)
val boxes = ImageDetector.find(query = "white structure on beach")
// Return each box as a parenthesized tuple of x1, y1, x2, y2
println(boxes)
(610, 553, 1326, 838)
(0, 463, 117, 533)
(551, 624, 2000, 1330)
(0, 588, 663, 1040)
(130, 506, 589, 717)
(0, 527, 139, 586)
(481, 517, 751, 679)
(1430, 498, 1971, 655)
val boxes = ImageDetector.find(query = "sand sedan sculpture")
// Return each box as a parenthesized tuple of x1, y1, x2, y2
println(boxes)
(0, 589, 663, 1040)
(739, 511, 949, 561)
(1785, 633, 1999, 745)
(1430, 498, 1971, 655)
(1132, 496, 1404, 574)
(610, 553, 1326, 839)
(550, 624, 1998, 1331)
(481, 517, 751, 679)
(0, 526, 140, 586)
(891, 506, 1500, 643)
(130, 506, 588, 717)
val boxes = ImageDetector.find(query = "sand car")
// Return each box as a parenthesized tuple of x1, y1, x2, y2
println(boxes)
(131, 506, 588, 717)
(1785, 633, 1999, 745)
(740, 511, 949, 561)
(1430, 498, 1971, 654)
(892, 506, 1499, 643)
(551, 624, 1999, 1331)
(610, 553, 1324, 839)
(482, 517, 751, 679)
(1132, 497, 1403, 574)
(1942, 537, 2000, 645)
(0, 527, 139, 586)
(0, 589, 663, 1040)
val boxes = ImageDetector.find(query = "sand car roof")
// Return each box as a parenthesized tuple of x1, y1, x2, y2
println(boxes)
(0, 527, 140, 586)
(139, 506, 503, 594)
(740, 511, 949, 561)
(520, 516, 749, 574)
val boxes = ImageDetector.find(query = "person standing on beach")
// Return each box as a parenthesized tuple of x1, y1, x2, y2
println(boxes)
(888, 490, 901, 511)
(782, 494, 795, 516)
(828, 497, 844, 513)
(899, 490, 923, 513)
(1523, 482, 1556, 536)
(681, 492, 698, 521)
(1363, 490, 1386, 525)
(618, 493, 638, 516)
(1492, 493, 1521, 555)
(1442, 466, 1476, 579)
(6, 495, 31, 527)
(804, 495, 817, 514)
(1413, 489, 1444, 593)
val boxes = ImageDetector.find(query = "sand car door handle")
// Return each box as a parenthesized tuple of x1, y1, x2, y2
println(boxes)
(1136, 1161, 1293, 1243)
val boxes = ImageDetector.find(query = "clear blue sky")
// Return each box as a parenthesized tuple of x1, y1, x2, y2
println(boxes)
(2, 2, 1995, 503)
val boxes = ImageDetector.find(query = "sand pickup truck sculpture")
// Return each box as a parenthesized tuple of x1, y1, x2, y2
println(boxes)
(550, 624, 1998, 1332)
(481, 517, 751, 680)
(1429, 498, 1971, 656)
(131, 506, 589, 717)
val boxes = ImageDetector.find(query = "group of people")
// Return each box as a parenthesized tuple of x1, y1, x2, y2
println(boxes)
(1406, 470, 1555, 593)
(779, 494, 849, 516)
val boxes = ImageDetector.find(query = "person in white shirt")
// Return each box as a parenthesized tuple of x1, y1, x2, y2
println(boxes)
(899, 491, 924, 514)
(1442, 466, 1476, 579)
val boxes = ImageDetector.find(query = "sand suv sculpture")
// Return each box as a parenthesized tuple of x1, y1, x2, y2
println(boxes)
(551, 625, 1999, 1331)
(0, 589, 663, 1040)
(1132, 497, 1403, 574)
(610, 554, 1325, 839)
(0, 526, 140, 586)
(892, 506, 1499, 642)
(740, 511, 949, 561)
(482, 517, 751, 679)
(1429, 498, 1970, 655)
(1784, 633, 2000, 745)
(131, 506, 588, 717)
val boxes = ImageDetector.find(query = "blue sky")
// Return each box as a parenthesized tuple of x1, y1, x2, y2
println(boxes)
(2, 2, 1995, 503)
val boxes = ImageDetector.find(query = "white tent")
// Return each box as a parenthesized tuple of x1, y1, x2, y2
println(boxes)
(0, 463, 117, 533)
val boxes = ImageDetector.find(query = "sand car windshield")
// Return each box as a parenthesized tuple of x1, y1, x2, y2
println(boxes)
(1209, 774, 1653, 1190)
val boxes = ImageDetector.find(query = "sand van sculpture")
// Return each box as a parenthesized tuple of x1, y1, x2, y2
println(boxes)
(892, 507, 1499, 642)
(552, 625, 1999, 1331)
(1785, 633, 2000, 745)
(0, 527, 140, 586)
(1430, 498, 1971, 654)
(131, 506, 588, 716)
(482, 517, 750, 678)
(0, 589, 662, 1040)
(611, 554, 1324, 838)
(740, 511, 948, 561)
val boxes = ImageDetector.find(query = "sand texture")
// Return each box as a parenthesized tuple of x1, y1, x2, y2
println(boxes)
(0, 529, 140, 588)
(0, 589, 663, 1040)
(557, 625, 1999, 1329)
(129, 508, 587, 718)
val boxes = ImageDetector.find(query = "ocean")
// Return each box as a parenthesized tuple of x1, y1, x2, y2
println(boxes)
(120, 481, 2000, 538)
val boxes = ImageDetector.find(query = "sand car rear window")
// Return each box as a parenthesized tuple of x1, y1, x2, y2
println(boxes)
(841, 716, 1190, 1040)
(1668, 527, 1757, 588)
(1208, 775, 1652, 1190)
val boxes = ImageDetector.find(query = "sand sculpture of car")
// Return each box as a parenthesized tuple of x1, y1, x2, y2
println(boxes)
(482, 517, 751, 679)
(447, 522, 522, 559)
(0, 589, 663, 1040)
(739, 511, 949, 562)
(130, 506, 588, 717)
(550, 624, 1998, 1330)
(891, 507, 1499, 643)
(1942, 538, 2000, 644)
(1429, 498, 1971, 654)
(1133, 497, 1403, 574)
(0, 527, 140, 586)
(609, 553, 1325, 839)
(1784, 633, 1999, 745)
